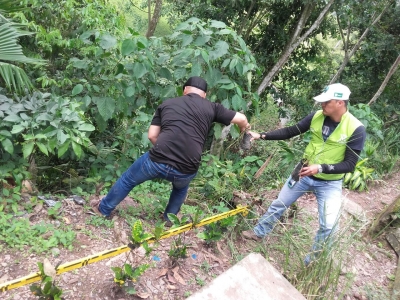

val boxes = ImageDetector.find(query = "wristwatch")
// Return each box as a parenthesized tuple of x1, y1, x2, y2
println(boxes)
(317, 165, 323, 174)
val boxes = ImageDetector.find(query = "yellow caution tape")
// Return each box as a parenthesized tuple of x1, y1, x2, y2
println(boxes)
(0, 205, 248, 292)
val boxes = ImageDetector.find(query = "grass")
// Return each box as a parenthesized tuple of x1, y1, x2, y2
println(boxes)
(236, 204, 370, 300)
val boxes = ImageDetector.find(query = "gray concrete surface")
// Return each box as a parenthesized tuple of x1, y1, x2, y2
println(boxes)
(187, 253, 306, 300)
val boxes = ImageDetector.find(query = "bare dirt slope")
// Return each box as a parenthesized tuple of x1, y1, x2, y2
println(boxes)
(1, 171, 400, 300)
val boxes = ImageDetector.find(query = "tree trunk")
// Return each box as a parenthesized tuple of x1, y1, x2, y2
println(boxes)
(330, 3, 390, 84)
(210, 126, 231, 157)
(366, 194, 400, 237)
(146, 0, 163, 38)
(368, 54, 400, 106)
(256, 0, 335, 96)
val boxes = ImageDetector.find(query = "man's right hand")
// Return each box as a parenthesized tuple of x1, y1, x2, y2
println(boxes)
(248, 131, 261, 141)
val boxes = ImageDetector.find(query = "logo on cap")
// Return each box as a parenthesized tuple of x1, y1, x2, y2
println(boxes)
(334, 92, 343, 98)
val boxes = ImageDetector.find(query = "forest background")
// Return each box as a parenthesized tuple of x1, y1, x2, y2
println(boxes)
(0, 0, 400, 299)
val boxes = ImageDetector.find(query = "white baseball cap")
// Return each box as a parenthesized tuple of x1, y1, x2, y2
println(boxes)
(313, 83, 351, 102)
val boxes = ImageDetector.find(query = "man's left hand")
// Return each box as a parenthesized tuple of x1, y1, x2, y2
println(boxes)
(299, 164, 320, 177)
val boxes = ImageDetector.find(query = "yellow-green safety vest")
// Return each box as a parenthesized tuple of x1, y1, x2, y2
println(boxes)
(304, 110, 363, 180)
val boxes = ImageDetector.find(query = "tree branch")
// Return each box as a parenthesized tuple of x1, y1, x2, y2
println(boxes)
(330, 1, 392, 83)
(368, 54, 400, 106)
(256, 0, 335, 96)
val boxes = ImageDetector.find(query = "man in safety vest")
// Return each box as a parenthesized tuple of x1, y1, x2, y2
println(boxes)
(242, 83, 366, 265)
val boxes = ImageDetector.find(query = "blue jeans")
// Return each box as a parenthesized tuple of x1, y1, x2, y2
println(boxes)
(253, 175, 343, 265)
(98, 152, 197, 220)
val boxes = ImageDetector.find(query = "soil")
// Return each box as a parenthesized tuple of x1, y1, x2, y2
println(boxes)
(1, 169, 400, 300)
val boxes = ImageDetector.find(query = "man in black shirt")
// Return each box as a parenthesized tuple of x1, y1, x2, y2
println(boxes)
(242, 83, 366, 265)
(91, 76, 250, 224)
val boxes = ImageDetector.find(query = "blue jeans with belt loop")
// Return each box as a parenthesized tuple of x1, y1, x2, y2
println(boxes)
(98, 152, 197, 220)
(253, 175, 343, 265)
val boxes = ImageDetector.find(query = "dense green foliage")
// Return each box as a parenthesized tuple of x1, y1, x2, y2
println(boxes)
(0, 2, 399, 297)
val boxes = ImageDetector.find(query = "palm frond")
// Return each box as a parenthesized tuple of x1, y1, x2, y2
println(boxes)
(0, 62, 33, 93)
(0, 22, 44, 64)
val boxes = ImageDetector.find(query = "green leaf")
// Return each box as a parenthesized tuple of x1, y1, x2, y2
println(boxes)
(22, 140, 35, 158)
(58, 141, 70, 157)
(124, 264, 134, 276)
(214, 123, 222, 139)
(11, 124, 25, 134)
(218, 78, 232, 84)
(43, 281, 52, 294)
(235, 61, 244, 75)
(230, 125, 240, 139)
(220, 83, 235, 90)
(71, 84, 83, 96)
(71, 58, 89, 69)
(136, 36, 148, 49)
(195, 35, 210, 47)
(197, 232, 207, 240)
(78, 124, 95, 131)
(221, 58, 230, 68)
(137, 112, 150, 122)
(99, 33, 117, 50)
(232, 95, 241, 110)
(167, 213, 180, 225)
(36, 142, 48, 156)
(221, 99, 230, 109)
(96, 97, 115, 121)
(0, 130, 11, 138)
(210, 20, 226, 28)
(125, 86, 135, 97)
(72, 141, 82, 158)
(141, 132, 150, 147)
(174, 68, 186, 80)
(229, 58, 238, 71)
(191, 63, 202, 76)
(83, 95, 91, 107)
(121, 39, 136, 56)
(172, 49, 194, 65)
(209, 41, 229, 60)
(200, 50, 209, 64)
(161, 86, 176, 98)
(133, 63, 148, 79)
(204, 68, 222, 88)
(159, 67, 172, 80)
(4, 114, 21, 122)
(57, 130, 68, 144)
(36, 113, 52, 122)
(181, 35, 193, 47)
(35, 133, 47, 140)
(1, 138, 13, 154)
(218, 29, 231, 35)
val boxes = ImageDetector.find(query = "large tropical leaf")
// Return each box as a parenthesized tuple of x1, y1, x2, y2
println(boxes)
(0, 22, 40, 64)
(0, 62, 33, 92)
(0, 0, 45, 93)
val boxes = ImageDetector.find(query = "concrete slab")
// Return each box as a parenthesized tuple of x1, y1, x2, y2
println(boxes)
(187, 253, 306, 300)
(343, 197, 367, 222)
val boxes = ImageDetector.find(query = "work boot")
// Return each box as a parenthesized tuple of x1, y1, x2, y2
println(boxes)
(89, 197, 103, 215)
(242, 230, 262, 241)
(164, 220, 173, 228)
(88, 197, 115, 219)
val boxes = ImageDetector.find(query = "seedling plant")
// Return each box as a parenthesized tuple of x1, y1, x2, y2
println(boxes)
(30, 262, 63, 300)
